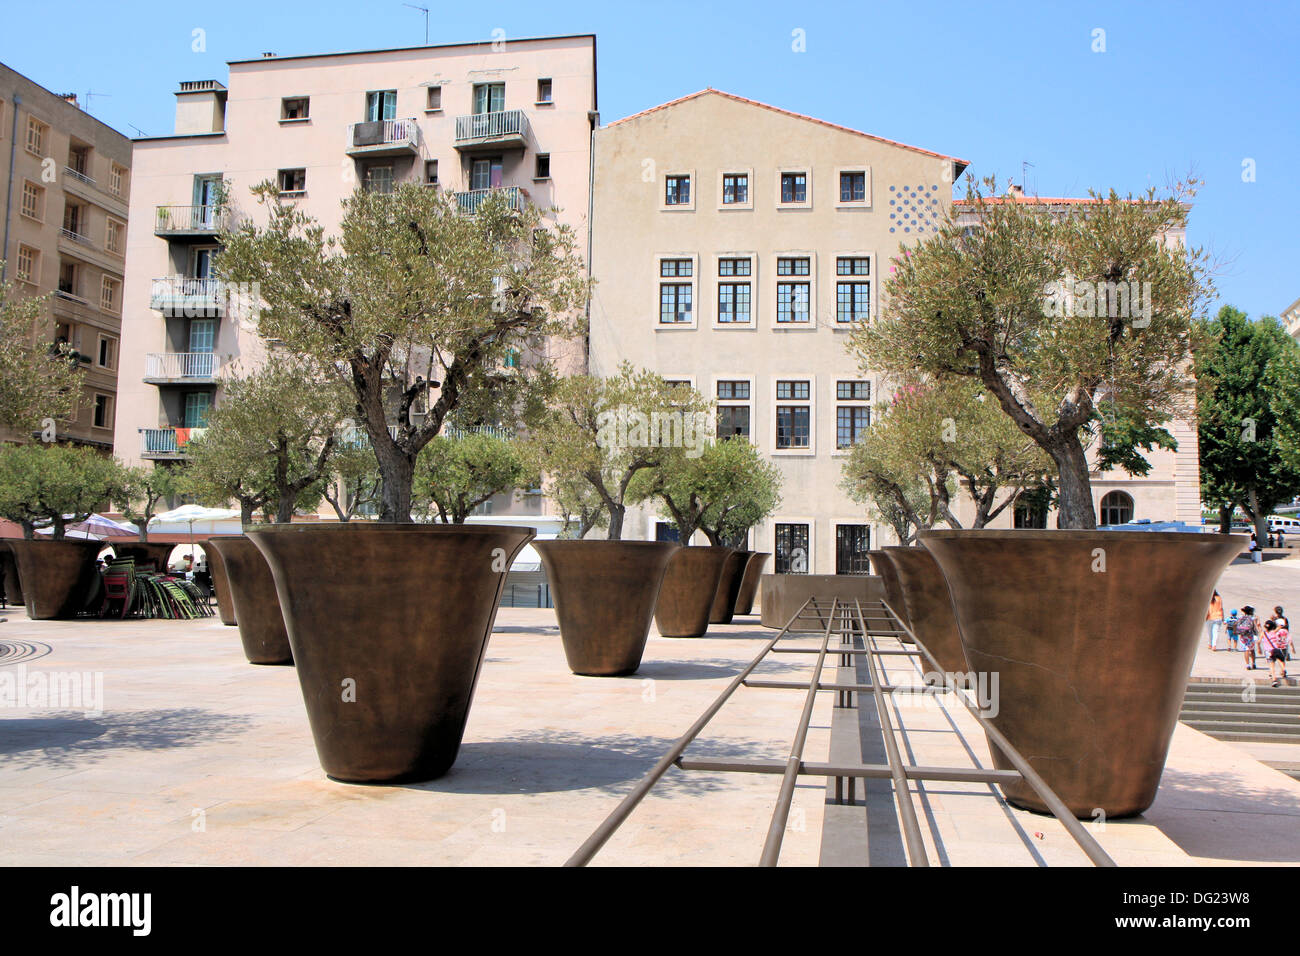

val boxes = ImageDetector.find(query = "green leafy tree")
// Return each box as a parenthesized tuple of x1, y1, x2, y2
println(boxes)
(413, 432, 536, 524)
(181, 355, 348, 525)
(216, 181, 589, 522)
(321, 439, 383, 522)
(0, 275, 83, 436)
(548, 473, 608, 539)
(1196, 306, 1300, 544)
(526, 365, 710, 539)
(0, 443, 127, 539)
(115, 464, 183, 541)
(849, 176, 1211, 528)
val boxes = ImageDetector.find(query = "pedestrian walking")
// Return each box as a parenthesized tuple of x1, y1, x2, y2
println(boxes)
(1236, 605, 1260, 670)
(1206, 591, 1225, 650)
(1227, 608, 1241, 651)
(1262, 619, 1289, 686)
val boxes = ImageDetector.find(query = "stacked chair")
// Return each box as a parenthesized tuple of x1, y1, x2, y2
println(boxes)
(98, 555, 213, 621)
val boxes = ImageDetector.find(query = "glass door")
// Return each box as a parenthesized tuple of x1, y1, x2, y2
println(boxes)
(470, 157, 504, 190)
(183, 391, 212, 428)
(365, 91, 397, 121)
(472, 83, 505, 114)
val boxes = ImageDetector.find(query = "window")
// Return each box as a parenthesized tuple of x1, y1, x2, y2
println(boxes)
(280, 97, 310, 120)
(1014, 496, 1049, 529)
(62, 201, 85, 239)
(836, 525, 871, 574)
(109, 163, 126, 197)
(68, 144, 91, 178)
(106, 217, 124, 255)
(183, 392, 212, 428)
(26, 117, 47, 156)
(363, 164, 393, 194)
(655, 521, 681, 543)
(1100, 491, 1134, 526)
(365, 90, 397, 121)
(665, 175, 691, 205)
(92, 394, 112, 429)
(424, 160, 438, 185)
(836, 380, 870, 400)
(836, 256, 871, 324)
(840, 171, 866, 202)
(660, 259, 693, 277)
(776, 380, 809, 400)
(58, 262, 78, 298)
(100, 276, 120, 312)
(776, 379, 811, 450)
(722, 173, 748, 204)
(659, 257, 693, 324)
(716, 380, 751, 440)
(472, 83, 505, 115)
(15, 244, 38, 283)
(534, 153, 550, 179)
(426, 86, 442, 111)
(836, 380, 870, 449)
(277, 168, 307, 194)
(470, 156, 503, 190)
(776, 257, 811, 324)
(775, 523, 809, 574)
(97, 336, 115, 369)
(780, 172, 807, 203)
(189, 318, 216, 353)
(536, 78, 553, 103)
(717, 258, 752, 324)
(20, 180, 43, 221)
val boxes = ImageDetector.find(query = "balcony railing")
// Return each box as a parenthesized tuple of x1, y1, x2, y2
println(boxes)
(154, 204, 228, 236)
(144, 352, 219, 382)
(150, 276, 225, 312)
(140, 426, 207, 457)
(445, 424, 516, 441)
(345, 118, 421, 156)
(64, 166, 95, 187)
(454, 186, 526, 215)
(60, 227, 92, 246)
(454, 110, 530, 150)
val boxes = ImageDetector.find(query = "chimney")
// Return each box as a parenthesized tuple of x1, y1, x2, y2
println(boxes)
(1007, 184, 1025, 198)
(58, 93, 80, 108)
(174, 79, 227, 135)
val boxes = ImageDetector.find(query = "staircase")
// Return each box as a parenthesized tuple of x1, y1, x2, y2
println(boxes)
(1180, 681, 1300, 780)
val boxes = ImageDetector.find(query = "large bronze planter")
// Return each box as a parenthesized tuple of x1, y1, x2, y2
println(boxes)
(654, 546, 733, 638)
(869, 549, 912, 638)
(204, 539, 237, 626)
(537, 539, 678, 676)
(5, 538, 100, 619)
(205, 536, 291, 665)
(759, 574, 881, 629)
(708, 550, 752, 625)
(882, 546, 969, 675)
(112, 541, 177, 570)
(0, 542, 23, 606)
(250, 523, 535, 783)
(921, 529, 1245, 818)
(733, 552, 769, 616)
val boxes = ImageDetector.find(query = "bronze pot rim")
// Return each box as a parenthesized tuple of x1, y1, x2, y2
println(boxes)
(921, 529, 1249, 545)
(247, 522, 535, 536)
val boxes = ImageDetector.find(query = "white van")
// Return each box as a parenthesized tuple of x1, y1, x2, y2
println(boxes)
(1268, 515, 1300, 534)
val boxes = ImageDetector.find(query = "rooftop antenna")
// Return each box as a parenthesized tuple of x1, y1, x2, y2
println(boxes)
(127, 124, 148, 137)
(403, 3, 430, 45)
(1021, 159, 1035, 194)
(82, 89, 110, 115)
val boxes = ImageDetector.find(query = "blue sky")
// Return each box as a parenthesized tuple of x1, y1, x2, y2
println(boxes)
(6, 0, 1296, 316)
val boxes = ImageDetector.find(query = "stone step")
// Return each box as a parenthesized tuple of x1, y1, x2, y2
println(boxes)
(1179, 709, 1300, 726)
(1181, 700, 1300, 715)
(1181, 721, 1300, 741)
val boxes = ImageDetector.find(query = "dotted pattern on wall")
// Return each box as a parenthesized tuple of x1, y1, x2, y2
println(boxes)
(887, 184, 943, 235)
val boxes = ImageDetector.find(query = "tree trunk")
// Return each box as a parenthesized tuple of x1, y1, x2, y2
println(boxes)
(606, 503, 625, 541)
(1046, 435, 1097, 529)
(377, 453, 415, 523)
(240, 500, 254, 530)
(1218, 504, 1233, 535)
(275, 493, 296, 524)
(1246, 488, 1270, 550)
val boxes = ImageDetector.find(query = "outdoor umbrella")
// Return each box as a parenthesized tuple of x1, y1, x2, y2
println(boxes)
(35, 514, 141, 540)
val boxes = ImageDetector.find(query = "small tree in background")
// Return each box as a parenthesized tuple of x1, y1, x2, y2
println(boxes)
(850, 176, 1210, 529)
(0, 443, 127, 539)
(116, 465, 184, 541)
(548, 473, 608, 539)
(413, 432, 536, 524)
(0, 275, 83, 436)
(321, 439, 383, 522)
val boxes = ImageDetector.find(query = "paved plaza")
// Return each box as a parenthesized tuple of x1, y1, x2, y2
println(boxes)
(1, 556, 1298, 867)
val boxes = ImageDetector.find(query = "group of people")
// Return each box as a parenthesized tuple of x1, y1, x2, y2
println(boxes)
(1206, 592, 1293, 686)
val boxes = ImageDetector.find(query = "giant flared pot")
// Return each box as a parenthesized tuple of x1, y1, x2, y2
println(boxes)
(0, 542, 23, 606)
(921, 529, 1245, 818)
(882, 546, 969, 675)
(205, 536, 291, 665)
(204, 539, 237, 626)
(708, 550, 752, 625)
(250, 523, 535, 783)
(112, 541, 177, 571)
(733, 552, 769, 616)
(868, 549, 912, 639)
(536, 539, 678, 676)
(654, 546, 733, 638)
(5, 538, 100, 619)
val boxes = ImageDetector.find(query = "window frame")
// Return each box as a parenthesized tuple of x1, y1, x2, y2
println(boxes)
(716, 168, 754, 210)
(774, 253, 815, 328)
(15, 243, 39, 284)
(26, 116, 47, 156)
(772, 374, 816, 455)
(425, 85, 442, 113)
(536, 78, 553, 105)
(20, 179, 44, 222)
(712, 253, 756, 328)
(277, 167, 307, 196)
(109, 163, 126, 197)
(833, 252, 874, 327)
(105, 216, 125, 255)
(99, 275, 120, 313)
(662, 171, 695, 211)
(775, 166, 812, 209)
(96, 333, 116, 370)
(655, 254, 698, 330)
(773, 520, 814, 574)
(833, 379, 871, 453)
(835, 167, 871, 207)
(91, 392, 113, 431)
(712, 375, 755, 444)
(533, 153, 551, 180)
(833, 521, 872, 574)
(280, 96, 311, 122)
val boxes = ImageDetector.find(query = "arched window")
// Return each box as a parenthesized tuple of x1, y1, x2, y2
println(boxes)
(1100, 491, 1134, 526)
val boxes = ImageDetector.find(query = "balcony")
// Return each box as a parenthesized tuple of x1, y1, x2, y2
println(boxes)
(140, 426, 206, 459)
(154, 204, 228, 239)
(345, 118, 421, 157)
(143, 352, 220, 384)
(150, 276, 225, 315)
(64, 166, 95, 188)
(453, 110, 530, 152)
(454, 186, 526, 215)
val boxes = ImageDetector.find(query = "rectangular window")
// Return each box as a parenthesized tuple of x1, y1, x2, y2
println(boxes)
(470, 156, 504, 190)
(665, 175, 691, 205)
(109, 163, 126, 197)
(281, 97, 310, 120)
(836, 405, 870, 449)
(189, 319, 216, 353)
(777, 257, 810, 276)
(20, 180, 42, 221)
(58, 262, 78, 297)
(717, 380, 750, 400)
(716, 405, 750, 440)
(68, 144, 91, 177)
(717, 283, 751, 323)
(837, 256, 870, 275)
(660, 284, 693, 324)
(62, 202, 84, 238)
(722, 173, 748, 204)
(776, 380, 810, 400)
(660, 259, 693, 277)
(774, 523, 809, 574)
(183, 392, 212, 428)
(776, 406, 810, 449)
(15, 244, 37, 283)
(836, 281, 870, 323)
(278, 168, 306, 194)
(97, 336, 115, 369)
(100, 276, 120, 312)
(836, 525, 871, 574)
(472, 83, 505, 114)
(26, 117, 46, 155)
(836, 380, 870, 400)
(426, 86, 442, 111)
(777, 281, 810, 323)
(536, 78, 553, 103)
(534, 153, 550, 179)
(780, 172, 807, 203)
(365, 90, 397, 121)
(92, 394, 112, 429)
(106, 218, 124, 254)
(718, 258, 751, 276)
(425, 160, 438, 185)
(839, 171, 866, 202)
(363, 164, 393, 194)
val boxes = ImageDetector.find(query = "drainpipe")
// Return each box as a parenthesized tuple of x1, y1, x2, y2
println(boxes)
(1, 93, 21, 283)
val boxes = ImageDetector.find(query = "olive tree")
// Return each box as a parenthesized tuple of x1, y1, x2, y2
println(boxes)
(413, 431, 536, 524)
(0, 443, 127, 539)
(115, 465, 183, 541)
(0, 275, 83, 436)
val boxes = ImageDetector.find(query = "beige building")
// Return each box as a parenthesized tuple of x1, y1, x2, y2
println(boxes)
(588, 90, 1202, 573)
(1282, 295, 1300, 343)
(1, 63, 131, 450)
(116, 34, 597, 517)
